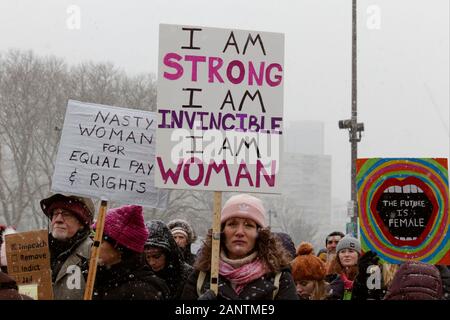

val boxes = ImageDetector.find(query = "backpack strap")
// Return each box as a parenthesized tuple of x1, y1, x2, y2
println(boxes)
(272, 271, 282, 300)
(196, 271, 207, 297)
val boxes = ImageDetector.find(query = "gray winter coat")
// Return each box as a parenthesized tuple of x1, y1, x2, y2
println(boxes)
(51, 235, 92, 300)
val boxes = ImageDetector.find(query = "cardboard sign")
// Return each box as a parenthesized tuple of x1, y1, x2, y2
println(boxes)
(51, 100, 168, 208)
(156, 24, 284, 193)
(357, 158, 450, 264)
(5, 230, 53, 300)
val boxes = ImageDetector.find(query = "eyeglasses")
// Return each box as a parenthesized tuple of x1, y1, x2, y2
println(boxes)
(51, 209, 74, 220)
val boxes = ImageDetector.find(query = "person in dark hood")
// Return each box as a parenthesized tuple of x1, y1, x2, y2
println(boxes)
(40, 193, 95, 300)
(92, 205, 169, 300)
(273, 232, 296, 261)
(167, 219, 197, 266)
(144, 220, 193, 299)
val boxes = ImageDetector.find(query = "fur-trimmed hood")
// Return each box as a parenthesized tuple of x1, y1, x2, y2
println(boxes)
(167, 219, 197, 244)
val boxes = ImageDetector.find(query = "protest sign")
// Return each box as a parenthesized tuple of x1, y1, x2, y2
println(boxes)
(357, 158, 450, 264)
(156, 24, 284, 193)
(5, 230, 53, 300)
(51, 100, 168, 208)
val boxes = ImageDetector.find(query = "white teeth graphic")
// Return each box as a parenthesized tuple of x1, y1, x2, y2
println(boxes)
(383, 185, 423, 194)
(394, 236, 418, 241)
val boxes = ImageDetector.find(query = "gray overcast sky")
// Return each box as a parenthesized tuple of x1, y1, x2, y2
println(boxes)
(1, 0, 448, 203)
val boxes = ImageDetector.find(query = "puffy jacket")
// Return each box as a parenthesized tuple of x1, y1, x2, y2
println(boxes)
(181, 268, 298, 300)
(384, 261, 443, 300)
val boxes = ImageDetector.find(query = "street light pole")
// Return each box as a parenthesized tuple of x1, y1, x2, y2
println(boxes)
(351, 0, 358, 238)
(339, 0, 364, 238)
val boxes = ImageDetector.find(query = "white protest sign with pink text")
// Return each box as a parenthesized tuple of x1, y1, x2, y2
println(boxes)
(156, 24, 284, 193)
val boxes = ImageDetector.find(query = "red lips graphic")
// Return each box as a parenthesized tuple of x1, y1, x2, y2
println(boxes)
(371, 177, 438, 247)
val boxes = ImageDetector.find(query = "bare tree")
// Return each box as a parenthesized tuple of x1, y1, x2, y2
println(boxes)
(0, 49, 213, 233)
(264, 195, 318, 248)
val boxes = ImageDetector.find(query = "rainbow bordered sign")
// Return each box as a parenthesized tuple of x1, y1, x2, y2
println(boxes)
(357, 158, 450, 264)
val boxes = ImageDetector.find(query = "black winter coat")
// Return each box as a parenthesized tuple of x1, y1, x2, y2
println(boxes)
(93, 255, 169, 300)
(0, 271, 33, 300)
(436, 265, 450, 300)
(326, 275, 345, 300)
(181, 268, 298, 300)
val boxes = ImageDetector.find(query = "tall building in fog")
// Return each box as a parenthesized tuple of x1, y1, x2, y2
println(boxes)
(271, 121, 335, 250)
(285, 121, 325, 155)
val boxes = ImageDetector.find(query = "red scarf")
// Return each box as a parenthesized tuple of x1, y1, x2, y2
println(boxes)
(341, 272, 354, 290)
(219, 258, 268, 295)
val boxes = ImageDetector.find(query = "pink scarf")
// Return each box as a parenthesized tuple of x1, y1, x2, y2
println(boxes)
(219, 258, 268, 295)
(341, 273, 354, 290)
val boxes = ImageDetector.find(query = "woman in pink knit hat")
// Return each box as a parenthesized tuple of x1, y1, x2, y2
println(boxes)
(181, 194, 298, 300)
(92, 204, 169, 300)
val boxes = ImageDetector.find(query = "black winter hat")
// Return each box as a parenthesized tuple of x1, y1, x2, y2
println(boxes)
(145, 220, 177, 253)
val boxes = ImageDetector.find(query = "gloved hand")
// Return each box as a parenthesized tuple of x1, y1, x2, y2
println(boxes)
(358, 250, 380, 274)
(352, 250, 383, 300)
(198, 289, 217, 300)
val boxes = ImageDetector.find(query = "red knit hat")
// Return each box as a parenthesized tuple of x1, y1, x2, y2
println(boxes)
(93, 205, 148, 253)
(40, 194, 95, 226)
(291, 242, 327, 281)
(221, 194, 267, 228)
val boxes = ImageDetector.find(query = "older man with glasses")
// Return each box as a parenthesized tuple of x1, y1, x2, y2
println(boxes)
(40, 193, 95, 300)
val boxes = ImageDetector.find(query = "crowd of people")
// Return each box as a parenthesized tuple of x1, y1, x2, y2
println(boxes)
(0, 193, 449, 300)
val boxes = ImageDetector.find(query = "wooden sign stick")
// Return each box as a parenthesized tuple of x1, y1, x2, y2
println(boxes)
(210, 191, 222, 295)
(83, 200, 108, 300)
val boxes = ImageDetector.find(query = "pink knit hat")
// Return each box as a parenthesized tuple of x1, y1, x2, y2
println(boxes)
(221, 194, 267, 228)
(93, 205, 148, 253)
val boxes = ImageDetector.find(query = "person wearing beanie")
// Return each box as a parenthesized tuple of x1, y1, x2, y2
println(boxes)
(40, 193, 95, 300)
(92, 205, 170, 300)
(167, 219, 197, 266)
(291, 242, 328, 300)
(144, 220, 193, 299)
(326, 234, 361, 300)
(181, 193, 298, 300)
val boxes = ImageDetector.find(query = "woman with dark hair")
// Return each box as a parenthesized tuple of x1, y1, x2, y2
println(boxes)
(144, 220, 193, 299)
(181, 194, 298, 300)
(92, 205, 169, 300)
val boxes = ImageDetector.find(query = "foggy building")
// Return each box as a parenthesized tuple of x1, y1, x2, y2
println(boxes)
(269, 121, 333, 249)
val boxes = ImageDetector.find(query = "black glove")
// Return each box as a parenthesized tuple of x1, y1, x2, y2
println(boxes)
(352, 251, 383, 300)
(198, 289, 217, 300)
